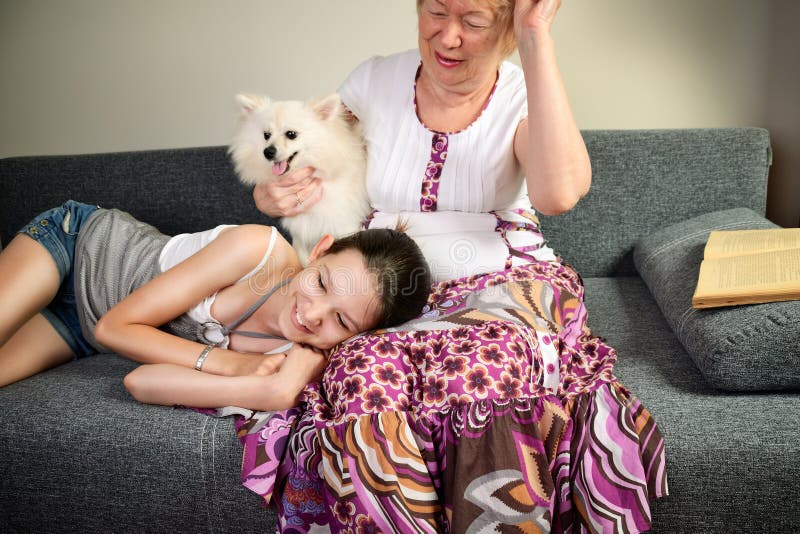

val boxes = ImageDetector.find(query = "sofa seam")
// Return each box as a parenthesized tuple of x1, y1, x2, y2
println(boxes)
(200, 416, 214, 533)
(675, 306, 698, 338)
(210, 416, 217, 530)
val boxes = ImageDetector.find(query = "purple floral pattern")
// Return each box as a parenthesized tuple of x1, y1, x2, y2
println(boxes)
(420, 133, 448, 212)
(233, 262, 667, 532)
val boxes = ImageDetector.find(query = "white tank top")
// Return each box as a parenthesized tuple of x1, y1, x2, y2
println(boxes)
(158, 225, 290, 351)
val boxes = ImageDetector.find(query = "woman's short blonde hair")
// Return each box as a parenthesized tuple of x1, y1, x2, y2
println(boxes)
(416, 0, 517, 57)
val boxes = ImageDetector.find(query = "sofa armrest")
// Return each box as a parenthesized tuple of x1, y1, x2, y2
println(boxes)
(634, 208, 800, 391)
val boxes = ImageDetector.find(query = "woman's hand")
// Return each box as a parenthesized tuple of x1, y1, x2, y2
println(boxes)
(514, 0, 562, 38)
(252, 166, 323, 218)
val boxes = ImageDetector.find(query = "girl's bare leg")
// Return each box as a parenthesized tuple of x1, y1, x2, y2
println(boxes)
(0, 234, 73, 386)
(0, 314, 72, 387)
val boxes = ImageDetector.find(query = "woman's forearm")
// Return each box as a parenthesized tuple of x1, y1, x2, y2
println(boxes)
(516, 31, 591, 215)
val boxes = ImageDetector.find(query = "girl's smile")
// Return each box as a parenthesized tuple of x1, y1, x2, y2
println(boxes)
(291, 302, 312, 334)
(278, 248, 380, 350)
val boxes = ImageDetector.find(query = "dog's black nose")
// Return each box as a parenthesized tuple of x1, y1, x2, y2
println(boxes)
(264, 145, 276, 161)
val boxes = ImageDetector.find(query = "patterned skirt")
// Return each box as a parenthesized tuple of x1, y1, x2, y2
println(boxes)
(234, 261, 668, 533)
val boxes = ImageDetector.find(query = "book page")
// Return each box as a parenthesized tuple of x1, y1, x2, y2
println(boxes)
(693, 247, 800, 308)
(704, 228, 800, 259)
(715, 248, 800, 289)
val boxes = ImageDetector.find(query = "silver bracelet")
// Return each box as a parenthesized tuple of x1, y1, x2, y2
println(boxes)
(194, 344, 215, 372)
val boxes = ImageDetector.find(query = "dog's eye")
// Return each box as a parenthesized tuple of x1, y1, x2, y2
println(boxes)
(285, 130, 298, 140)
(263, 131, 271, 141)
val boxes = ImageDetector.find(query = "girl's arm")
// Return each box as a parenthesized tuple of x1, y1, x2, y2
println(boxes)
(513, 0, 592, 216)
(124, 344, 326, 411)
(95, 224, 298, 377)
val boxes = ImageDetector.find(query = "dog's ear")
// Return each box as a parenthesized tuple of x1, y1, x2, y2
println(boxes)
(236, 94, 268, 115)
(310, 93, 342, 121)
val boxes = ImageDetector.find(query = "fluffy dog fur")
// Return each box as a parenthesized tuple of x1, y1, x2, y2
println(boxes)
(229, 93, 369, 264)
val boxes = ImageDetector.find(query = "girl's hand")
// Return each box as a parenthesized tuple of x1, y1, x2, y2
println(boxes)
(279, 344, 327, 384)
(514, 0, 562, 38)
(252, 166, 323, 217)
(124, 345, 327, 411)
(229, 352, 287, 376)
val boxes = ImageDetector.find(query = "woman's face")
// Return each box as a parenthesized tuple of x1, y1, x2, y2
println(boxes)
(418, 0, 507, 92)
(279, 248, 381, 350)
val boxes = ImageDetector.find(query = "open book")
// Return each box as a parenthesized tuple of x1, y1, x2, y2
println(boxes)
(692, 228, 800, 309)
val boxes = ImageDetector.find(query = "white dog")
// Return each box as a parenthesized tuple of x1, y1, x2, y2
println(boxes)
(229, 93, 370, 264)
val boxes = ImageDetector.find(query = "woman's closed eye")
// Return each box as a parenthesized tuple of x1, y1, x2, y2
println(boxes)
(464, 18, 489, 30)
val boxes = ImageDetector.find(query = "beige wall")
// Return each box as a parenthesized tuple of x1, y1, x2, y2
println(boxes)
(1, 0, 797, 225)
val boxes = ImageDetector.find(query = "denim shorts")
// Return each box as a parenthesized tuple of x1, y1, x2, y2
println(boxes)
(18, 200, 100, 359)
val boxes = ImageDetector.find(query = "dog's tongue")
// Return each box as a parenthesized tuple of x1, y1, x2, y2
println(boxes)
(272, 161, 289, 176)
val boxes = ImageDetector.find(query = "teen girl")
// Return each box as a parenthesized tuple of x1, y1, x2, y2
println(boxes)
(0, 200, 431, 411)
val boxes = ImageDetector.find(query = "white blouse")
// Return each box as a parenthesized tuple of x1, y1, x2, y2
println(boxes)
(339, 49, 556, 281)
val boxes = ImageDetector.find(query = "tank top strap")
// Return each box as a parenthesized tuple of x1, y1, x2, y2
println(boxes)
(218, 277, 292, 341)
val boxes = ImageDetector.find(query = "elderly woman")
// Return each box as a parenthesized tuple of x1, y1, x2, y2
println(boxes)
(247, 1, 666, 532)
(256, 0, 589, 281)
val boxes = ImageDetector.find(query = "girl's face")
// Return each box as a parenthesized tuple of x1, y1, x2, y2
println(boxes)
(279, 247, 380, 350)
(417, 0, 507, 93)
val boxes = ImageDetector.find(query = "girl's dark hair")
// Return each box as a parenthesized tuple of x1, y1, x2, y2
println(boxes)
(327, 228, 431, 329)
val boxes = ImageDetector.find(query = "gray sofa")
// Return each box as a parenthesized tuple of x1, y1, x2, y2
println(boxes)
(1, 128, 798, 533)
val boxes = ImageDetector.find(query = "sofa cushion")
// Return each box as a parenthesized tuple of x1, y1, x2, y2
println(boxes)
(633, 208, 800, 391)
(0, 355, 275, 531)
(583, 276, 800, 532)
(541, 128, 771, 277)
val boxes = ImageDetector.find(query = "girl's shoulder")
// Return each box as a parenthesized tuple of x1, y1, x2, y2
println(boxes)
(263, 227, 301, 273)
(218, 224, 300, 274)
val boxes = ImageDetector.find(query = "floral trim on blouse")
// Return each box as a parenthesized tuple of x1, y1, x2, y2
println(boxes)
(413, 63, 499, 212)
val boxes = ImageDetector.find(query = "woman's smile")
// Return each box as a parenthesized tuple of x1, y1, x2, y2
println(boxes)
(434, 50, 463, 68)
